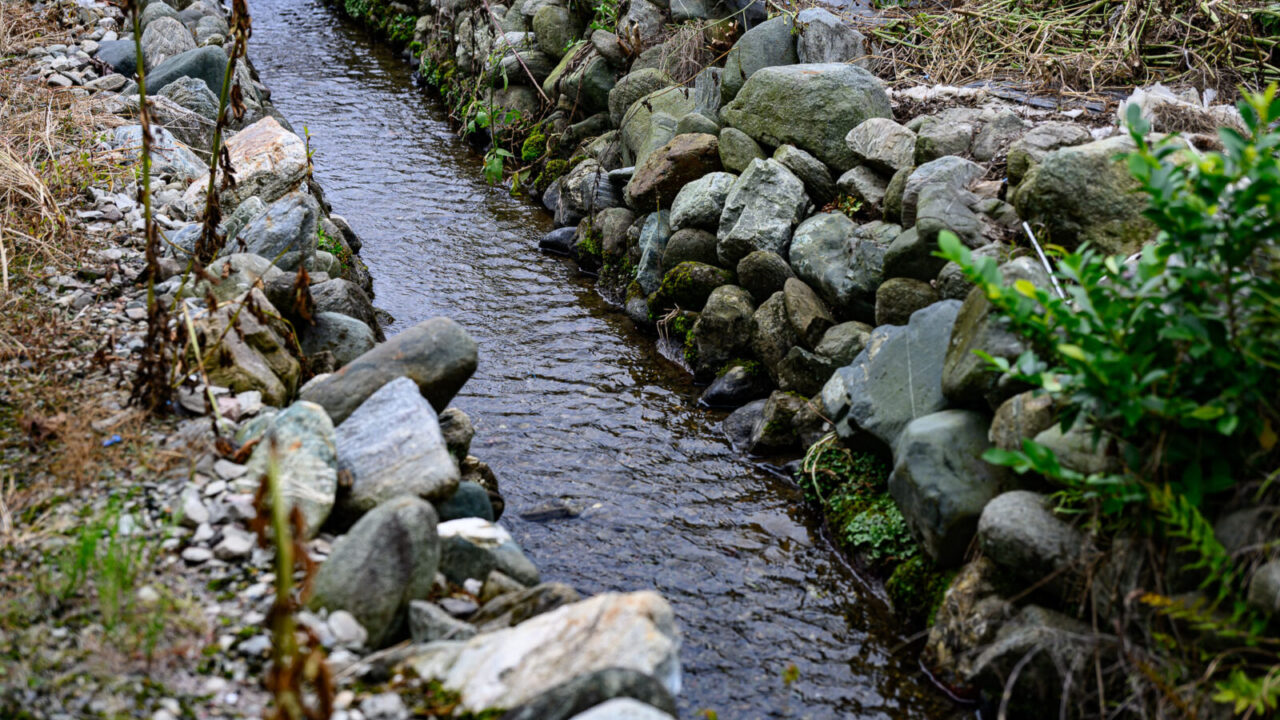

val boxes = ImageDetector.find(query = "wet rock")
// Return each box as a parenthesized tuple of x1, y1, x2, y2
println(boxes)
(502, 668, 678, 720)
(783, 277, 834, 349)
(721, 63, 892, 172)
(230, 189, 320, 267)
(470, 582, 581, 631)
(889, 409, 1007, 566)
(978, 491, 1086, 595)
(750, 291, 799, 378)
(846, 118, 915, 174)
(874, 277, 938, 327)
(310, 279, 382, 341)
(625, 133, 721, 209)
(1012, 135, 1154, 254)
(943, 257, 1048, 408)
(735, 250, 794, 305)
(300, 312, 376, 369)
(141, 17, 196, 71)
(717, 127, 764, 174)
(156, 75, 219, 121)
(691, 284, 755, 379)
(988, 390, 1055, 452)
(821, 299, 960, 450)
(723, 398, 767, 450)
(795, 7, 867, 65)
(242, 401, 337, 538)
(300, 317, 478, 425)
(409, 600, 477, 644)
(310, 496, 440, 648)
(181, 116, 308, 213)
(699, 361, 771, 408)
(556, 160, 620, 227)
(335, 376, 460, 514)
(1007, 121, 1093, 186)
(716, 158, 808, 267)
(774, 144, 836, 206)
(661, 228, 718, 270)
(748, 390, 807, 453)
(721, 15, 797, 102)
(540, 226, 577, 255)
(669, 171, 735, 232)
(439, 518, 540, 586)
(407, 592, 681, 714)
(650, 261, 732, 312)
(635, 210, 672, 296)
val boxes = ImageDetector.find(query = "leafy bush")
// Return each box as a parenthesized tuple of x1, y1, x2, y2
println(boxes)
(939, 86, 1280, 513)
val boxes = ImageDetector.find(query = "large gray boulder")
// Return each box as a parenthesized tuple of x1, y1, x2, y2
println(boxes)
(556, 160, 620, 227)
(721, 63, 892, 172)
(241, 401, 338, 538)
(300, 312, 376, 369)
(669, 171, 735, 231)
(310, 495, 441, 648)
(310, 278, 383, 341)
(229, 190, 320, 268)
(795, 8, 867, 65)
(334, 376, 461, 513)
(300, 317, 478, 425)
(502, 668, 677, 720)
(942, 257, 1049, 409)
(721, 15, 797, 102)
(821, 299, 961, 450)
(716, 158, 808, 267)
(889, 409, 1007, 566)
(141, 16, 196, 70)
(1012, 135, 1154, 255)
(108, 125, 204, 182)
(900, 155, 985, 228)
(532, 5, 582, 60)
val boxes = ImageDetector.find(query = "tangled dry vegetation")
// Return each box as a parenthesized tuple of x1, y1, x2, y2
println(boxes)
(862, 0, 1280, 97)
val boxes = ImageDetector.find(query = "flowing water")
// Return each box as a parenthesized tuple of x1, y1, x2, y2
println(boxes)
(251, 4, 956, 717)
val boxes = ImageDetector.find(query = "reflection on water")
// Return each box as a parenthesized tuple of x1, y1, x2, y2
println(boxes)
(250, 4, 954, 716)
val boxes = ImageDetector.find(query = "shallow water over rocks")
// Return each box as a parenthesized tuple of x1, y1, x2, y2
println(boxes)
(251, 3, 955, 716)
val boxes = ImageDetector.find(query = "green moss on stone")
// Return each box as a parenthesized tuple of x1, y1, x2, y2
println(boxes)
(886, 555, 954, 625)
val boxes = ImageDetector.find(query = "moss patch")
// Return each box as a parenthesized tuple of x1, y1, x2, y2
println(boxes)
(886, 555, 954, 625)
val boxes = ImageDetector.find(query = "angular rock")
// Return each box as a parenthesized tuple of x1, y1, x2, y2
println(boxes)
(836, 166, 888, 210)
(971, 109, 1029, 162)
(721, 15, 797, 102)
(311, 496, 440, 648)
(620, 86, 696, 167)
(335, 376, 460, 514)
(200, 287, 299, 405)
(783, 277, 834, 349)
(532, 5, 582, 60)
(900, 155, 984, 228)
(721, 63, 892, 172)
(625, 133, 721, 209)
(437, 481, 496, 523)
(691, 284, 755, 379)
(157, 75, 219, 121)
(821, 299, 961, 450)
(229, 189, 320, 267)
(669, 171, 735, 231)
(788, 212, 855, 310)
(300, 316, 478, 425)
(846, 118, 915, 173)
(407, 592, 681, 714)
(141, 16, 196, 70)
(556, 160, 620, 227)
(912, 108, 981, 164)
(717, 127, 763, 174)
(1006, 121, 1093, 186)
(699, 361, 771, 408)
(310, 278, 382, 341)
(795, 8, 867, 65)
(815, 321, 873, 366)
(502, 668, 677, 720)
(723, 398, 766, 450)
(774, 144, 836, 206)
(439, 518, 540, 586)
(747, 390, 807, 453)
(109, 124, 204, 183)
(146, 45, 228, 97)
(470, 582, 581, 631)
(777, 346, 837, 397)
(889, 409, 1007, 566)
(635, 210, 672, 296)
(409, 600, 477, 644)
(242, 401, 338, 538)
(182, 116, 308, 213)
(716, 158, 808, 267)
(750, 291, 799, 377)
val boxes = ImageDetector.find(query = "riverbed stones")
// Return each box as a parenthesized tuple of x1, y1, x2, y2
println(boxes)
(311, 495, 441, 648)
(795, 7, 867, 65)
(501, 668, 677, 720)
(201, 288, 300, 405)
(439, 518, 539, 586)
(943, 257, 1048, 408)
(889, 409, 1007, 567)
(691, 284, 755, 378)
(721, 63, 892, 172)
(182, 116, 308, 213)
(109, 124, 204, 182)
(736, 250, 793, 304)
(625, 133, 721, 209)
(300, 316, 479, 425)
(1006, 121, 1093, 186)
(716, 158, 808, 267)
(821, 299, 961, 450)
(300, 312, 377, 369)
(230, 189, 320, 267)
(1012, 135, 1154, 254)
(717, 127, 763, 174)
(335, 376, 460, 514)
(978, 491, 1086, 595)
(406, 591, 681, 714)
(157, 75, 219, 121)
(242, 401, 338, 538)
(310, 278, 382, 341)
(141, 16, 195, 70)
(720, 15, 797, 102)
(774, 144, 836, 206)
(875, 277, 938, 326)
(846, 118, 916, 174)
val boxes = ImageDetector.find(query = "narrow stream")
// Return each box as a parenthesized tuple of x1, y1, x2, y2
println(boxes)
(251, 3, 953, 717)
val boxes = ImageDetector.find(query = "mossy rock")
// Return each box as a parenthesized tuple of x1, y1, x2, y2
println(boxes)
(886, 555, 955, 625)
(648, 261, 734, 313)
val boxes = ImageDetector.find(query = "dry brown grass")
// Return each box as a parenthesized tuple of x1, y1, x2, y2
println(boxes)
(860, 0, 1279, 98)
